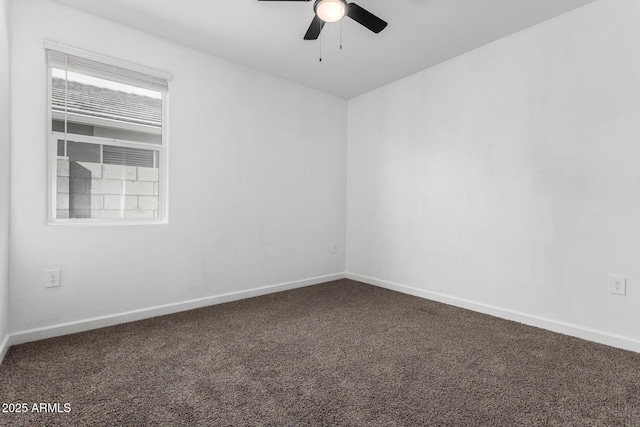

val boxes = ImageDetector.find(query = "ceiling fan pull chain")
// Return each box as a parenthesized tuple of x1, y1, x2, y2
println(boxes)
(319, 28, 322, 62)
(340, 19, 343, 50)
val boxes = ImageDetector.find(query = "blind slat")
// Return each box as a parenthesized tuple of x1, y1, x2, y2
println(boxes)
(47, 50, 169, 93)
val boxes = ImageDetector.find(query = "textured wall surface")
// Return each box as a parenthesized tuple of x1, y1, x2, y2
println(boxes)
(0, 0, 11, 357)
(347, 0, 640, 349)
(9, 0, 347, 332)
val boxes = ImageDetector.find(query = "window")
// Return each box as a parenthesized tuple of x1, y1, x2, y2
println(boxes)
(46, 43, 170, 223)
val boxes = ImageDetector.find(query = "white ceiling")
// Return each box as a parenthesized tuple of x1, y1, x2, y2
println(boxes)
(49, 0, 598, 99)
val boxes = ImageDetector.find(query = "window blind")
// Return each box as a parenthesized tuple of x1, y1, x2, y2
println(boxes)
(47, 49, 169, 93)
(103, 145, 156, 168)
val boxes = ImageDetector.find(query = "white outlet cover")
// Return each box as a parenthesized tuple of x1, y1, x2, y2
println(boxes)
(45, 269, 61, 288)
(609, 276, 626, 295)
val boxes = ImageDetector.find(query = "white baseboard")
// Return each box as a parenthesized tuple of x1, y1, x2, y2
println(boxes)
(8, 272, 346, 347)
(347, 273, 640, 354)
(0, 334, 9, 365)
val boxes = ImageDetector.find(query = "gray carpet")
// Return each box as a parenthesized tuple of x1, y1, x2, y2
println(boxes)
(1, 279, 639, 426)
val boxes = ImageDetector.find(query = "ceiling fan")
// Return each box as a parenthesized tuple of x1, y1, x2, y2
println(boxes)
(258, 0, 388, 40)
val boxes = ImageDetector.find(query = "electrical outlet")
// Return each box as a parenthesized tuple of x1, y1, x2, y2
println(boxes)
(609, 276, 626, 295)
(45, 269, 61, 288)
(331, 242, 337, 253)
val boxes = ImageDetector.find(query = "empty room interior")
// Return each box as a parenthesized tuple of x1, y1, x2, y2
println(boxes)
(1, 0, 640, 424)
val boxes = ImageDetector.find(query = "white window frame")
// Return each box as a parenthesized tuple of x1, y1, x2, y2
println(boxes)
(45, 41, 171, 226)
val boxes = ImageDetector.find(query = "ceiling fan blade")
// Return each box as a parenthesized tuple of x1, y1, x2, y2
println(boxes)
(258, 0, 310, 2)
(304, 15, 325, 40)
(346, 3, 387, 33)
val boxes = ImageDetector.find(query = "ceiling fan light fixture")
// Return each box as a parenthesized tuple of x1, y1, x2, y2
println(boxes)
(314, 0, 348, 23)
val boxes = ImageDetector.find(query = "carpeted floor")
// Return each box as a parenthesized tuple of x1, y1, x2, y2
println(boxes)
(1, 279, 639, 426)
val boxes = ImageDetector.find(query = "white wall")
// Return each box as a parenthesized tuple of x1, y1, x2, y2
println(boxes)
(9, 0, 639, 354)
(9, 0, 346, 334)
(0, 0, 10, 359)
(347, 0, 640, 351)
